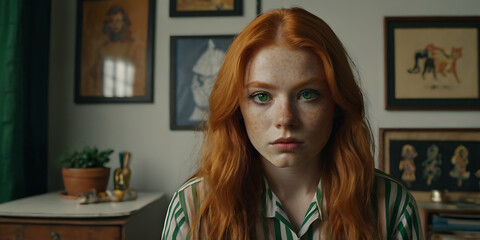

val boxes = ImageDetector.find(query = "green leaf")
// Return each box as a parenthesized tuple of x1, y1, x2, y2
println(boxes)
(57, 145, 114, 168)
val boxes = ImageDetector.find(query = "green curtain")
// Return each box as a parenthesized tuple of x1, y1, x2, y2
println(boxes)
(0, 0, 49, 203)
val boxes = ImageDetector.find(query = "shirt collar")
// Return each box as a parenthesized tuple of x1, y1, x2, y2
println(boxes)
(261, 177, 324, 231)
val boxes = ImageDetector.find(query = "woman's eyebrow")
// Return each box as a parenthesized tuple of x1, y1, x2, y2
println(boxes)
(245, 81, 276, 89)
(291, 78, 323, 89)
(246, 78, 322, 89)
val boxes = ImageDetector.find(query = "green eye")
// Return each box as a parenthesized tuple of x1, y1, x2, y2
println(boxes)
(299, 90, 319, 100)
(257, 93, 269, 102)
(250, 92, 270, 103)
(302, 91, 313, 99)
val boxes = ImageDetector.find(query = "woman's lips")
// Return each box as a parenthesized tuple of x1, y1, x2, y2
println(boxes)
(271, 137, 303, 151)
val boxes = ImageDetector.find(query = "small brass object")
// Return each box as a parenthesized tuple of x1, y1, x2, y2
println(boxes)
(114, 152, 132, 190)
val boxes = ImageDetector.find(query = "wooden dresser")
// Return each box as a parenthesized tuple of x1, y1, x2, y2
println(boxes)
(0, 191, 164, 240)
(418, 202, 480, 240)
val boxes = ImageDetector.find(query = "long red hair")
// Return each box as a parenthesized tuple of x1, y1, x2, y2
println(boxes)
(192, 8, 378, 239)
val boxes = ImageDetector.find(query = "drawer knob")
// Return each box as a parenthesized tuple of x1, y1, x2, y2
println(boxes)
(51, 231, 60, 240)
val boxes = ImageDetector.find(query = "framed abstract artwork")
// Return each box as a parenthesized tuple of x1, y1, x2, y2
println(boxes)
(74, 0, 155, 103)
(170, 35, 235, 130)
(385, 17, 480, 110)
(169, 0, 243, 17)
(379, 128, 480, 202)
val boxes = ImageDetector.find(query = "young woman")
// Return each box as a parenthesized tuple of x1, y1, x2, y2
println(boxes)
(162, 8, 422, 240)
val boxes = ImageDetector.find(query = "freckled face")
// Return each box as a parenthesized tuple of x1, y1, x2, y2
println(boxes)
(239, 45, 335, 169)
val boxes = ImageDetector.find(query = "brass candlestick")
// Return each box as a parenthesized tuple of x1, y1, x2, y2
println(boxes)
(114, 152, 132, 190)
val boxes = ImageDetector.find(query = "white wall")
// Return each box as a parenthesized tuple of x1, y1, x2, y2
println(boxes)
(49, 0, 480, 200)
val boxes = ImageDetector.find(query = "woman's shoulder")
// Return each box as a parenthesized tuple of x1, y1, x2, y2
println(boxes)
(165, 177, 205, 225)
(374, 169, 423, 239)
(162, 177, 205, 239)
(374, 169, 416, 207)
(171, 177, 205, 207)
(374, 169, 405, 187)
(177, 177, 205, 192)
(373, 169, 416, 206)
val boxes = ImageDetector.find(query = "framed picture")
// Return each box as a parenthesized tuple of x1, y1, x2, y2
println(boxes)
(170, 35, 235, 130)
(170, 0, 243, 17)
(74, 0, 155, 103)
(256, 0, 261, 15)
(384, 17, 480, 110)
(379, 128, 480, 202)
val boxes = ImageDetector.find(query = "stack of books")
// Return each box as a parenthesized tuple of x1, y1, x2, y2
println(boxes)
(431, 214, 480, 240)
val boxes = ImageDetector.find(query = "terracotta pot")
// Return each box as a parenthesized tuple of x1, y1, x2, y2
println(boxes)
(62, 168, 110, 196)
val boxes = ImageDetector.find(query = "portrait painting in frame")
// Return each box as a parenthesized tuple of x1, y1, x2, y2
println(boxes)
(385, 17, 480, 110)
(75, 0, 155, 103)
(170, 0, 243, 17)
(170, 35, 235, 130)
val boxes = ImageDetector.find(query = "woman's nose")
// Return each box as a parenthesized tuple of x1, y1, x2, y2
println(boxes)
(274, 99, 298, 129)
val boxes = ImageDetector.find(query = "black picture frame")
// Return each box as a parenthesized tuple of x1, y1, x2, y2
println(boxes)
(379, 128, 480, 202)
(256, 0, 261, 16)
(74, 0, 155, 103)
(170, 0, 243, 17)
(170, 35, 235, 130)
(385, 17, 480, 110)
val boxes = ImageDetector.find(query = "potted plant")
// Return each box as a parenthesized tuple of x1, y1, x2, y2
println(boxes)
(58, 145, 114, 197)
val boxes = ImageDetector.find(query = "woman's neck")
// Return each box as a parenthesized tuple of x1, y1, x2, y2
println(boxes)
(262, 156, 322, 233)
(262, 157, 321, 197)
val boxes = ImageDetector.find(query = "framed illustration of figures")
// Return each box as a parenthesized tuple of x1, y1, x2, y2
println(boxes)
(170, 35, 235, 130)
(74, 0, 155, 103)
(379, 128, 480, 202)
(384, 17, 480, 110)
(169, 0, 243, 17)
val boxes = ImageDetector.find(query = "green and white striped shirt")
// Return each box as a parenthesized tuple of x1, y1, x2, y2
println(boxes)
(162, 169, 423, 239)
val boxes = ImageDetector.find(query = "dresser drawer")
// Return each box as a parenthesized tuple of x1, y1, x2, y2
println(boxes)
(0, 192, 164, 240)
(0, 223, 121, 240)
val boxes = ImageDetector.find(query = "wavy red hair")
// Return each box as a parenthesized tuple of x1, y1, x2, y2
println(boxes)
(192, 8, 378, 239)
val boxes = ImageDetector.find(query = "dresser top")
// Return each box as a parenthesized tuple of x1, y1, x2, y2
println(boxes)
(0, 191, 164, 218)
(418, 201, 480, 212)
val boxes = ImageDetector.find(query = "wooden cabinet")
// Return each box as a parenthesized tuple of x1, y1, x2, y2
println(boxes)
(0, 192, 164, 240)
(0, 220, 121, 240)
(418, 202, 480, 240)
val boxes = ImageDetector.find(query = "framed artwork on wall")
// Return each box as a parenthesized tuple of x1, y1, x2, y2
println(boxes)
(384, 17, 480, 110)
(169, 0, 243, 17)
(379, 128, 480, 202)
(74, 0, 155, 103)
(256, 0, 261, 15)
(170, 35, 235, 130)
